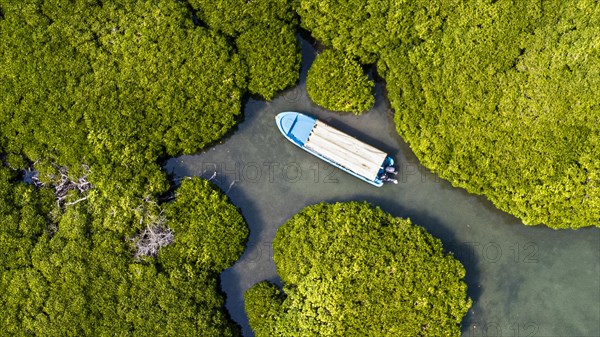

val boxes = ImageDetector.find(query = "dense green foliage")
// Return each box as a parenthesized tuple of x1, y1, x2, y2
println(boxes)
(236, 22, 301, 100)
(0, 0, 301, 209)
(0, 174, 247, 336)
(245, 202, 471, 336)
(299, 0, 600, 228)
(379, 1, 600, 228)
(190, 0, 298, 37)
(0, 168, 54, 271)
(160, 178, 249, 273)
(0, 1, 300, 334)
(0, 0, 246, 212)
(306, 49, 374, 113)
(191, 0, 301, 99)
(245, 281, 285, 337)
(298, 0, 418, 63)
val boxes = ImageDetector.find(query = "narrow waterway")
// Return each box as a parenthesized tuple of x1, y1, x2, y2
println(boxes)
(165, 38, 600, 337)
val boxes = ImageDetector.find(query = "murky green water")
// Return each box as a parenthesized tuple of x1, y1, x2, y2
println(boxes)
(165, 38, 599, 337)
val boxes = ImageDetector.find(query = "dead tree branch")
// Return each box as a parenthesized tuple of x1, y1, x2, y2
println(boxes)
(37, 165, 94, 208)
(130, 199, 174, 258)
(132, 224, 174, 259)
(22, 164, 93, 208)
(64, 196, 89, 206)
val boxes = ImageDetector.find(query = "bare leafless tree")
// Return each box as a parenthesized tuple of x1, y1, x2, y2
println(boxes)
(132, 223, 174, 259)
(52, 165, 93, 207)
(23, 164, 93, 207)
(130, 197, 174, 259)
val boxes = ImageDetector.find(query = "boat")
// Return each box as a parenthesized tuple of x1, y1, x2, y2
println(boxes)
(275, 111, 397, 187)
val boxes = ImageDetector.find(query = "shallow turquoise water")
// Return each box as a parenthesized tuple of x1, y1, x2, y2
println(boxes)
(165, 38, 600, 337)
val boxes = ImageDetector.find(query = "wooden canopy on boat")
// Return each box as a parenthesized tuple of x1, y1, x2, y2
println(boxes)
(305, 120, 387, 181)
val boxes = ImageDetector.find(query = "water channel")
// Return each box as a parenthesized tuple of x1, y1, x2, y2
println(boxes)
(165, 38, 600, 337)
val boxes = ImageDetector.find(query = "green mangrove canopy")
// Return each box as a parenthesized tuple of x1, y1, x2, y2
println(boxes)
(245, 202, 471, 336)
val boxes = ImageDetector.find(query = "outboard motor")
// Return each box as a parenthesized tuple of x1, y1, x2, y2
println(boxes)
(385, 166, 398, 175)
